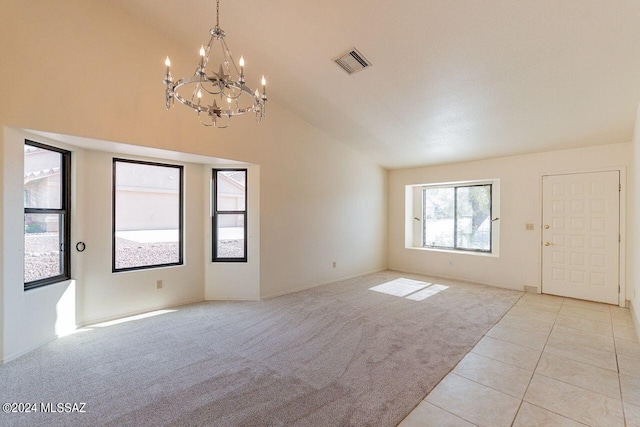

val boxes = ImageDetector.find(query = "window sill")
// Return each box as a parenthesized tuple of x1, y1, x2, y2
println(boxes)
(112, 263, 184, 274)
(405, 246, 499, 258)
(25, 278, 73, 292)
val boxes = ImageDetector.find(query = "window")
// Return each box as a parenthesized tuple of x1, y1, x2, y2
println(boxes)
(24, 140, 71, 289)
(113, 159, 183, 272)
(410, 180, 499, 254)
(212, 169, 247, 262)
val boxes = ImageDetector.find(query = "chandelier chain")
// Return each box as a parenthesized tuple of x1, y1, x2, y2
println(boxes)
(216, 0, 220, 29)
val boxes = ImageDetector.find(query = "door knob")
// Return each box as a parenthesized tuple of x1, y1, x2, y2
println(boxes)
(544, 242, 550, 246)
(544, 225, 550, 229)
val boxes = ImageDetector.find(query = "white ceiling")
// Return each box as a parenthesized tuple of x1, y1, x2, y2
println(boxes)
(112, 0, 640, 169)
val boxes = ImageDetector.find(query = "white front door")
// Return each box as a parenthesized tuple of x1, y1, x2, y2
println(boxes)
(541, 171, 620, 305)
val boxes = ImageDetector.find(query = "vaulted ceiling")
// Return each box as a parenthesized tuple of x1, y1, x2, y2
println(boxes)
(112, 0, 640, 169)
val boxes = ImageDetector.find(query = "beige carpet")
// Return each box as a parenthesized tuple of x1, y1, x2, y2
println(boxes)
(0, 271, 522, 426)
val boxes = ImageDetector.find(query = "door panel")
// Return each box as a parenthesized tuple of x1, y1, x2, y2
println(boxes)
(541, 171, 619, 304)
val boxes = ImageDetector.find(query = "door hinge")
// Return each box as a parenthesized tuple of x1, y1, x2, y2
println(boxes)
(619, 235, 621, 242)
(619, 183, 621, 191)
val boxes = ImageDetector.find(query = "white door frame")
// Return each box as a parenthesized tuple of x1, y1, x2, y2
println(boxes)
(538, 166, 626, 307)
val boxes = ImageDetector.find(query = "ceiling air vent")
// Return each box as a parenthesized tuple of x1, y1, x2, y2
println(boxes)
(334, 48, 371, 75)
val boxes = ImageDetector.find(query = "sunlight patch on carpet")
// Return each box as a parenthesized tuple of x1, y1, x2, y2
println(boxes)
(369, 278, 449, 301)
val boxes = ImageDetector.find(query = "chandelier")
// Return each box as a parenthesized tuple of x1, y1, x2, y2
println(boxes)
(163, 0, 267, 128)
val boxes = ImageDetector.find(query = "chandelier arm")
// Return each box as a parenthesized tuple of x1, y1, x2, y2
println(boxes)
(200, 79, 224, 95)
(173, 77, 261, 117)
(198, 114, 216, 127)
(190, 80, 203, 104)
(221, 38, 240, 76)
(202, 35, 216, 70)
(219, 37, 233, 78)
(221, 85, 243, 100)
(215, 115, 231, 129)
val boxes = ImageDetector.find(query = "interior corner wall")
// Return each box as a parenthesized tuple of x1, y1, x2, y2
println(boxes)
(205, 165, 261, 301)
(631, 103, 640, 336)
(1, 127, 208, 362)
(74, 150, 206, 325)
(388, 142, 633, 293)
(0, 0, 387, 359)
(0, 128, 5, 361)
(1, 127, 79, 363)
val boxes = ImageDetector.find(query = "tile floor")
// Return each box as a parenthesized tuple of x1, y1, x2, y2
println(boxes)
(399, 292, 640, 427)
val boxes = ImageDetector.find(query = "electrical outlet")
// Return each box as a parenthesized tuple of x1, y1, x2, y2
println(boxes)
(332, 262, 336, 268)
(525, 223, 534, 231)
(156, 280, 163, 289)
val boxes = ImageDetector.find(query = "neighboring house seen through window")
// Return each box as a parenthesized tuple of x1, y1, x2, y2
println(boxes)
(24, 140, 71, 289)
(112, 159, 184, 272)
(212, 169, 247, 262)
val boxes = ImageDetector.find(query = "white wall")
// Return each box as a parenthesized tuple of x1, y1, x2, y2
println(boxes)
(0, 1, 387, 360)
(0, 129, 4, 360)
(631, 105, 640, 336)
(205, 165, 261, 300)
(389, 143, 632, 296)
(258, 142, 388, 298)
(0, 128, 208, 362)
(75, 149, 205, 325)
(1, 128, 78, 363)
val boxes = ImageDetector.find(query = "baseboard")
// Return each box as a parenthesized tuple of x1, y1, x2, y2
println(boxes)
(631, 300, 640, 342)
(524, 286, 538, 293)
(260, 268, 387, 300)
(1, 336, 59, 365)
(77, 297, 204, 328)
(204, 296, 261, 302)
(388, 268, 524, 292)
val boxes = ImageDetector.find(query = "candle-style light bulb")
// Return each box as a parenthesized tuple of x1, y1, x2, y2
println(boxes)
(163, 56, 173, 84)
(238, 56, 245, 84)
(261, 75, 266, 87)
(196, 90, 202, 111)
(165, 56, 171, 77)
(198, 46, 206, 74)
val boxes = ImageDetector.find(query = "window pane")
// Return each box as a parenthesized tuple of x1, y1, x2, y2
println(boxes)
(114, 161, 182, 270)
(216, 170, 246, 211)
(24, 145, 62, 209)
(24, 213, 63, 282)
(423, 187, 454, 248)
(456, 185, 491, 251)
(216, 214, 245, 258)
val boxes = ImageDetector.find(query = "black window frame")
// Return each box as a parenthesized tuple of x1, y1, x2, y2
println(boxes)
(24, 140, 71, 290)
(422, 183, 493, 253)
(112, 158, 184, 273)
(212, 168, 248, 262)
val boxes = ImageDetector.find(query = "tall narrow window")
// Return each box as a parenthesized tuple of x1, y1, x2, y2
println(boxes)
(113, 159, 183, 272)
(212, 169, 247, 262)
(24, 140, 71, 289)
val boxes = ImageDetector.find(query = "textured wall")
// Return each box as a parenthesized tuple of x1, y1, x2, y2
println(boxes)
(389, 142, 632, 300)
